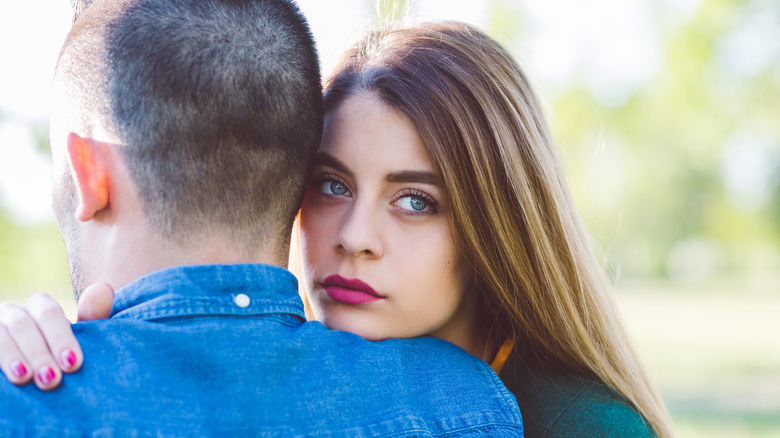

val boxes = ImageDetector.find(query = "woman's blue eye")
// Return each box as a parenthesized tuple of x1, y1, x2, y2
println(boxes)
(330, 181, 347, 195)
(320, 180, 348, 196)
(398, 195, 428, 212)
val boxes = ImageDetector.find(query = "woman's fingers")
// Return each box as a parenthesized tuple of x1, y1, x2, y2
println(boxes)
(0, 300, 62, 390)
(0, 307, 34, 385)
(0, 284, 112, 390)
(25, 293, 83, 376)
(77, 283, 114, 322)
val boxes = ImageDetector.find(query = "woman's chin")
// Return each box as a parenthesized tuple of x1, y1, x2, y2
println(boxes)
(320, 317, 396, 342)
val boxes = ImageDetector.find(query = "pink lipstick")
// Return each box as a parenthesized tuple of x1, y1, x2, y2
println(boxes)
(321, 275, 384, 305)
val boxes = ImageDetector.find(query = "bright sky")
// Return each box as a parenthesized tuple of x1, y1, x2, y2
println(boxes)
(0, 0, 691, 225)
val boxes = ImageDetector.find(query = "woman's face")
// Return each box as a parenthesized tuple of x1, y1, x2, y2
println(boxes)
(299, 91, 476, 345)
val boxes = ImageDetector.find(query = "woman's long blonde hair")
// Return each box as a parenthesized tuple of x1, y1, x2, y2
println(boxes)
(318, 22, 673, 436)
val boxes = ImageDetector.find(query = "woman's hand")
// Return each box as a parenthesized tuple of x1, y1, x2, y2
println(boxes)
(0, 283, 114, 390)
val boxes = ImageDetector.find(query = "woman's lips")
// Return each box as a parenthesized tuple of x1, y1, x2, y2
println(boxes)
(321, 275, 385, 305)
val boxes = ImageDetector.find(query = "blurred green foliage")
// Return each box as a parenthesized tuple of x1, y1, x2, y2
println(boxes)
(498, 0, 780, 281)
(0, 213, 71, 298)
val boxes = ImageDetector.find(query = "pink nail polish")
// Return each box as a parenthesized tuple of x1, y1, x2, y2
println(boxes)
(60, 350, 77, 369)
(10, 361, 28, 379)
(38, 366, 56, 386)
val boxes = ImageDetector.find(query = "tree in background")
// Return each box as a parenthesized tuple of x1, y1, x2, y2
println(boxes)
(486, 0, 780, 283)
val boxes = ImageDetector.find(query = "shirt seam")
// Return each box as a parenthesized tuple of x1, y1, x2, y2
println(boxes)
(544, 381, 594, 437)
(112, 305, 305, 321)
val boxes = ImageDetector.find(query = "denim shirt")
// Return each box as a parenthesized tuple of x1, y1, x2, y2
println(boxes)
(0, 264, 523, 437)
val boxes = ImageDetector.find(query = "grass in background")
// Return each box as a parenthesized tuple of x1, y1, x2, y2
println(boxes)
(617, 278, 780, 437)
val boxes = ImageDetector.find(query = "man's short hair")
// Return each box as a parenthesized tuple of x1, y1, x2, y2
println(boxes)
(56, 0, 322, 250)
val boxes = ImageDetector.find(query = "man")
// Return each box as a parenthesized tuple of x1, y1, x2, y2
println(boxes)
(0, 0, 523, 435)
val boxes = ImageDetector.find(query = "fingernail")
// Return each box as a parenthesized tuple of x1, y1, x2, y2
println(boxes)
(60, 350, 77, 369)
(38, 366, 56, 386)
(10, 361, 28, 379)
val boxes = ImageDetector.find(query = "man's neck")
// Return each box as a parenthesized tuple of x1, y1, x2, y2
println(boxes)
(86, 224, 285, 293)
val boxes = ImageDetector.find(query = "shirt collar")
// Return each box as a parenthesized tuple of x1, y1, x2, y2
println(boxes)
(110, 264, 305, 321)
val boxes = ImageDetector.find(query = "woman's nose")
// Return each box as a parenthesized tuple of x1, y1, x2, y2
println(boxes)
(336, 202, 383, 259)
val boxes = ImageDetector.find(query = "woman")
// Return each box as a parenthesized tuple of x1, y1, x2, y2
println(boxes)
(1, 22, 673, 437)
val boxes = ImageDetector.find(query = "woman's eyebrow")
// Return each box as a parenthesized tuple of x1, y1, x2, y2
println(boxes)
(386, 171, 438, 185)
(313, 151, 353, 178)
(314, 151, 438, 185)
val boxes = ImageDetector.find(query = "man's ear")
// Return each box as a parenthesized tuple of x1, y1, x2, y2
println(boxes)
(65, 132, 111, 222)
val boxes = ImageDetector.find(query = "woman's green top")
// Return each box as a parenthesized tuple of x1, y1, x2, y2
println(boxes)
(498, 349, 656, 437)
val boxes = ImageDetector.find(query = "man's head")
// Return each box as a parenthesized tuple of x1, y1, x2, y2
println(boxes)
(50, 0, 322, 294)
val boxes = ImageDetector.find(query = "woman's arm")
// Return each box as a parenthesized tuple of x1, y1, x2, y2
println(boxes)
(0, 283, 113, 390)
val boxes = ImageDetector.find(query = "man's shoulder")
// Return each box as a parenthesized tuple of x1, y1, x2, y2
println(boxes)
(286, 324, 525, 430)
(0, 319, 523, 436)
(0, 379, 83, 435)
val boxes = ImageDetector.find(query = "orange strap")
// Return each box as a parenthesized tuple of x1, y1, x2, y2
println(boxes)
(489, 338, 514, 373)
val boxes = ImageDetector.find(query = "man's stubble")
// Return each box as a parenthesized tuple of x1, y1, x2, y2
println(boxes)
(52, 165, 89, 300)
